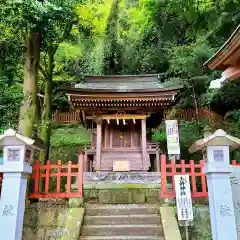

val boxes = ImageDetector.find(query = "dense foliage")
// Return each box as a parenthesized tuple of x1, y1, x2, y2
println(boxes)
(1, 0, 240, 153)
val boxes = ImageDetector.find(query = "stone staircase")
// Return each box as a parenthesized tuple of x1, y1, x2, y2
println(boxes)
(80, 204, 164, 240)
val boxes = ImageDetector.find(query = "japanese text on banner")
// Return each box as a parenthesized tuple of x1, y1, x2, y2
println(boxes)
(165, 120, 180, 155)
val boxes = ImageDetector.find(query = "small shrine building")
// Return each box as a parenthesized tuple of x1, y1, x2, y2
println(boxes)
(62, 74, 181, 172)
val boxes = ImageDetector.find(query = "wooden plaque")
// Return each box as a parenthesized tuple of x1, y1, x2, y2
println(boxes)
(113, 161, 130, 172)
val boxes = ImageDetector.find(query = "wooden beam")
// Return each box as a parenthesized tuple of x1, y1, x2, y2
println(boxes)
(104, 121, 108, 148)
(95, 120, 102, 171)
(86, 113, 150, 120)
(156, 150, 160, 172)
(110, 127, 113, 148)
(141, 119, 148, 171)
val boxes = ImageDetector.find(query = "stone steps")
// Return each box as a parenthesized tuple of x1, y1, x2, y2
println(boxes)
(84, 214, 160, 225)
(81, 224, 163, 236)
(80, 204, 164, 240)
(84, 204, 159, 216)
(80, 236, 164, 240)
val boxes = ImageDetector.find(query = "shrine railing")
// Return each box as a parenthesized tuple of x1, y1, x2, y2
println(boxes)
(52, 110, 81, 124)
(160, 154, 240, 198)
(147, 142, 160, 151)
(160, 154, 208, 198)
(27, 153, 84, 199)
(0, 154, 239, 200)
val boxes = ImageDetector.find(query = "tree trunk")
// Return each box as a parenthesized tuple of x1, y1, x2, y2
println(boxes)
(18, 32, 41, 137)
(41, 52, 54, 162)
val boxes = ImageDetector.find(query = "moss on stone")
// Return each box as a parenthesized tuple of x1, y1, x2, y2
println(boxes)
(23, 205, 84, 240)
(60, 208, 84, 240)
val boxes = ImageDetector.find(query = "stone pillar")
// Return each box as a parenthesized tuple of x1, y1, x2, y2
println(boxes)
(0, 173, 28, 240)
(141, 119, 148, 170)
(204, 146, 237, 240)
(189, 129, 240, 240)
(96, 119, 102, 171)
(0, 129, 43, 240)
(156, 150, 160, 172)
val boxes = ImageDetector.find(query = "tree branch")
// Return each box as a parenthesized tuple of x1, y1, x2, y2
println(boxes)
(39, 64, 48, 79)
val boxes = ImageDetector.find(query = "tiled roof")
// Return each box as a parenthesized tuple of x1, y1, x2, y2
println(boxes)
(74, 75, 176, 92)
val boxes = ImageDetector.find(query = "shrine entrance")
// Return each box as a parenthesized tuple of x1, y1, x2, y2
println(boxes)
(103, 120, 141, 149)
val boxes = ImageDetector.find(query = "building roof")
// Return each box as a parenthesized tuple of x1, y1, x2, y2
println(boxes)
(73, 74, 179, 92)
(63, 74, 181, 109)
(204, 25, 240, 70)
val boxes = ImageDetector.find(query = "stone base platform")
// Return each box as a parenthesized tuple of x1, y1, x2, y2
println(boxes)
(72, 172, 172, 204)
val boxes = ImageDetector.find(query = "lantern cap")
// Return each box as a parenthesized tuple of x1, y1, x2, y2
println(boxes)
(0, 129, 44, 151)
(189, 129, 240, 153)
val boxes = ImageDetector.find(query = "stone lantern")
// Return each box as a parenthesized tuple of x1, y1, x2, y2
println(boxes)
(0, 129, 44, 240)
(189, 129, 240, 240)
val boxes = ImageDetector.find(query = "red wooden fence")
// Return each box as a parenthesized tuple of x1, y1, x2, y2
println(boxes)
(0, 154, 239, 199)
(160, 155, 240, 198)
(28, 153, 84, 199)
(232, 160, 240, 166)
(161, 154, 208, 198)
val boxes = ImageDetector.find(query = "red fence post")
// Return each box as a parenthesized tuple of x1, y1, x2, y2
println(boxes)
(56, 160, 61, 194)
(78, 152, 84, 198)
(170, 159, 176, 194)
(200, 160, 208, 197)
(190, 160, 197, 195)
(66, 161, 72, 193)
(45, 160, 51, 193)
(160, 154, 167, 197)
(33, 161, 40, 193)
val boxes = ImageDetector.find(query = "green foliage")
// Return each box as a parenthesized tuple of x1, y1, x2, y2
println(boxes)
(224, 109, 240, 138)
(0, 77, 22, 130)
(152, 129, 166, 142)
(179, 119, 209, 148)
(50, 124, 91, 148)
(186, 207, 212, 240)
(167, 38, 214, 77)
(2, 0, 77, 30)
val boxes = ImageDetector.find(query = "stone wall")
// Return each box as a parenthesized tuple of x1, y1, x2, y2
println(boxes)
(83, 183, 162, 204)
(23, 199, 84, 240)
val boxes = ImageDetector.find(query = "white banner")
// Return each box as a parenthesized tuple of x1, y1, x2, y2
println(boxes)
(174, 175, 193, 221)
(165, 120, 180, 155)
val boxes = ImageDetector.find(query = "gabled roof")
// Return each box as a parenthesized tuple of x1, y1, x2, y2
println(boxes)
(73, 74, 180, 92)
(204, 25, 240, 70)
(62, 74, 181, 109)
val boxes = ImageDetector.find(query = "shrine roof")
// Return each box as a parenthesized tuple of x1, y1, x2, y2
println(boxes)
(69, 74, 181, 93)
(204, 25, 240, 70)
(62, 74, 181, 109)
